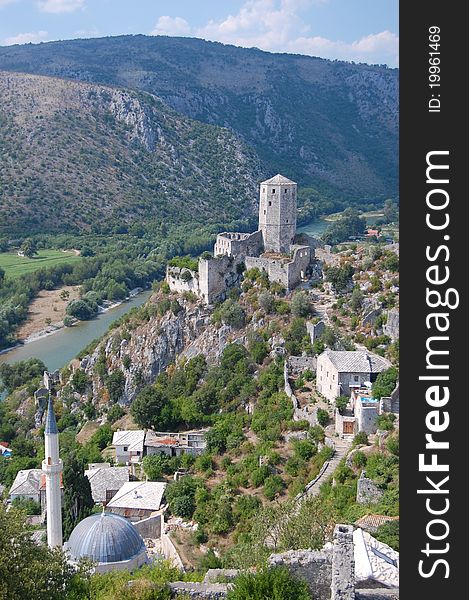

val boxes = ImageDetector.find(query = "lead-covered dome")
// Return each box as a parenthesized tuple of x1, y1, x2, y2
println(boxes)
(67, 512, 146, 565)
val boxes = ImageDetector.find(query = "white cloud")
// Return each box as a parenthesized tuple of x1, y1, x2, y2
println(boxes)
(287, 30, 399, 66)
(3, 30, 49, 45)
(151, 16, 191, 37)
(38, 0, 85, 13)
(195, 0, 398, 67)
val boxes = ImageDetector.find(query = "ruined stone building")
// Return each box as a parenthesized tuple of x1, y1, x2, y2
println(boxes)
(167, 174, 318, 304)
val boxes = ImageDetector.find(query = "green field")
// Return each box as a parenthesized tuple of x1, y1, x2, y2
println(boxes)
(0, 249, 82, 279)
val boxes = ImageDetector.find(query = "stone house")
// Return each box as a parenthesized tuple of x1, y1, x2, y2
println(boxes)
(144, 429, 208, 457)
(106, 481, 167, 522)
(112, 430, 145, 465)
(9, 469, 43, 504)
(334, 387, 380, 437)
(84, 463, 130, 505)
(316, 350, 390, 402)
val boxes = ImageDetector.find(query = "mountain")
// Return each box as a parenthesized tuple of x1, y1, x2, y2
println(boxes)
(0, 35, 398, 206)
(0, 71, 261, 234)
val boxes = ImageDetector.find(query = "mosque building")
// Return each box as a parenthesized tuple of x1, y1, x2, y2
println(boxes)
(42, 397, 149, 573)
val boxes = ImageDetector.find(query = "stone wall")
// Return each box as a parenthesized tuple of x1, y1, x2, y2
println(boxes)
(288, 355, 317, 375)
(134, 513, 162, 539)
(214, 230, 263, 258)
(198, 255, 241, 305)
(269, 549, 333, 600)
(356, 472, 384, 504)
(166, 266, 201, 296)
(161, 533, 185, 571)
(307, 320, 326, 344)
(245, 245, 311, 291)
(331, 525, 355, 600)
(355, 402, 379, 435)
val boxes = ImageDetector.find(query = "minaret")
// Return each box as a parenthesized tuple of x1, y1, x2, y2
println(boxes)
(258, 174, 297, 254)
(42, 395, 63, 548)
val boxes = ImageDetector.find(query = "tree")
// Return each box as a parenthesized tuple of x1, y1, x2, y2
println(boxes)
(106, 369, 125, 403)
(322, 209, 366, 245)
(349, 286, 364, 311)
(372, 367, 399, 399)
(142, 454, 170, 481)
(326, 263, 354, 292)
(71, 369, 89, 393)
(0, 358, 46, 393)
(130, 385, 168, 430)
(335, 395, 349, 414)
(215, 299, 246, 328)
(20, 238, 38, 258)
(375, 519, 399, 551)
(258, 291, 274, 314)
(66, 298, 97, 321)
(383, 199, 398, 223)
(290, 291, 312, 317)
(62, 452, 94, 540)
(0, 505, 79, 599)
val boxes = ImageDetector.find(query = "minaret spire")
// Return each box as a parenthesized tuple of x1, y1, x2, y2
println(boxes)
(42, 394, 63, 548)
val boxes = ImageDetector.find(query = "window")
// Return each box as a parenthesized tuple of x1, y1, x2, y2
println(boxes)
(354, 376, 359, 382)
(286, 220, 289, 223)
(123, 446, 128, 452)
(264, 210, 266, 215)
(268, 201, 272, 206)
(272, 188, 276, 194)
(284, 188, 288, 193)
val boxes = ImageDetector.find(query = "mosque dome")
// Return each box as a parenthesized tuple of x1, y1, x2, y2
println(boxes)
(66, 512, 147, 568)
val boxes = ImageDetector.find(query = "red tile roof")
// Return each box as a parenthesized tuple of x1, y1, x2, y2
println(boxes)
(39, 473, 64, 490)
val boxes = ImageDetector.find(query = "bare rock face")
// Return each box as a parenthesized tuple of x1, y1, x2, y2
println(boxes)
(82, 300, 232, 405)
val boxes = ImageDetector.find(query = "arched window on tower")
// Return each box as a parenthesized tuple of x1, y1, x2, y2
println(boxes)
(272, 188, 276, 194)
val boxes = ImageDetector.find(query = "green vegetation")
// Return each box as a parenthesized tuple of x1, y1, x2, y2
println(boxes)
(227, 566, 310, 600)
(0, 249, 81, 280)
(0, 358, 46, 393)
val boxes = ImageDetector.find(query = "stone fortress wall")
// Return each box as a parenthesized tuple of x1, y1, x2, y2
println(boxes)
(214, 230, 263, 258)
(167, 174, 319, 304)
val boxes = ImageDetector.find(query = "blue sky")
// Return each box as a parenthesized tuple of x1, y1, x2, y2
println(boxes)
(0, 0, 399, 66)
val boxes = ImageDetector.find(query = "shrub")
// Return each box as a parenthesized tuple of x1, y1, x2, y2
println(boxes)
(227, 566, 311, 600)
(291, 291, 312, 317)
(386, 434, 399, 456)
(375, 519, 399, 551)
(263, 475, 284, 500)
(107, 403, 125, 424)
(353, 431, 369, 446)
(376, 413, 396, 431)
(352, 451, 367, 468)
(335, 395, 349, 414)
(316, 408, 329, 427)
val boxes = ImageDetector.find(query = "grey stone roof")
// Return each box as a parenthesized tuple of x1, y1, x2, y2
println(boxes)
(84, 466, 129, 503)
(261, 173, 296, 185)
(44, 396, 58, 434)
(323, 350, 390, 374)
(112, 430, 145, 452)
(9, 469, 43, 497)
(67, 512, 146, 564)
(106, 481, 166, 511)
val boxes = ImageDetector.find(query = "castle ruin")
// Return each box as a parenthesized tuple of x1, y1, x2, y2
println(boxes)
(167, 174, 317, 304)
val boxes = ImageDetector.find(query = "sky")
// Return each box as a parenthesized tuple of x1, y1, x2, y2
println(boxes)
(0, 0, 399, 67)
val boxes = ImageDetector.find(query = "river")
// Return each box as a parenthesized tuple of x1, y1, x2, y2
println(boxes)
(0, 290, 153, 372)
(297, 217, 329, 238)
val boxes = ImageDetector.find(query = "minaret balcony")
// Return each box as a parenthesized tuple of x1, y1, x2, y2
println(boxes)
(42, 458, 63, 474)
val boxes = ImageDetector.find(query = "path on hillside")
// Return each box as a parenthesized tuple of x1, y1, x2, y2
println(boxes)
(295, 429, 352, 502)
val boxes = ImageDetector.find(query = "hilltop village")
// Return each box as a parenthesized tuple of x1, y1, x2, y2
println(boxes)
(0, 176, 399, 599)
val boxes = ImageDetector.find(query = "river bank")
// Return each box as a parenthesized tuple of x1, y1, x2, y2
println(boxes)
(0, 289, 153, 372)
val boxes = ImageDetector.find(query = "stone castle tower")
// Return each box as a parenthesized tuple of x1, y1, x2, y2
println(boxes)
(258, 174, 297, 254)
(42, 395, 63, 548)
